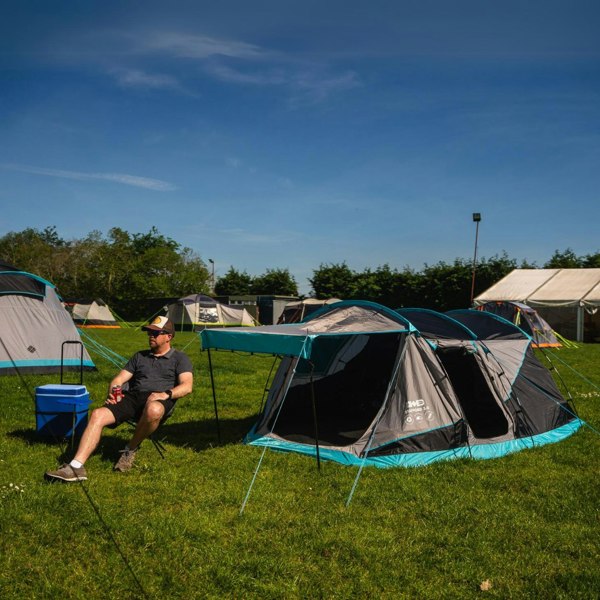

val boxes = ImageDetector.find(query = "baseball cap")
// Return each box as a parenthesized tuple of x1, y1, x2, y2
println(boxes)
(142, 316, 175, 335)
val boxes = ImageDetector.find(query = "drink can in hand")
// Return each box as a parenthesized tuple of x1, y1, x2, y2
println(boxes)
(111, 385, 123, 401)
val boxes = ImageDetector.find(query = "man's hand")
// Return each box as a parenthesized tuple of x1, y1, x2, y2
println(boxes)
(147, 391, 171, 402)
(105, 391, 122, 405)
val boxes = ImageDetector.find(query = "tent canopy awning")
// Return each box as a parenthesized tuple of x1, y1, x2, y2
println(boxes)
(201, 301, 412, 358)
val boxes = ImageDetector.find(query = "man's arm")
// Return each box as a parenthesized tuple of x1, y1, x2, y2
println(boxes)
(147, 371, 193, 404)
(171, 371, 193, 400)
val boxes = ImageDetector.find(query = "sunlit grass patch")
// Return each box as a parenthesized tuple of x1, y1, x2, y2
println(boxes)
(0, 329, 598, 598)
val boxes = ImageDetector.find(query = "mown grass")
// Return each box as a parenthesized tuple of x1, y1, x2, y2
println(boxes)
(0, 330, 599, 599)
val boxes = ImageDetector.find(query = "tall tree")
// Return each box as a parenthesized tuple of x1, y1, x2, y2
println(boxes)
(544, 248, 582, 268)
(309, 263, 356, 299)
(582, 251, 600, 268)
(215, 267, 253, 295)
(251, 268, 298, 296)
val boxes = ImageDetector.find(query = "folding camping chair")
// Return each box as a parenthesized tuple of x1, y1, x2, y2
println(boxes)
(126, 403, 175, 459)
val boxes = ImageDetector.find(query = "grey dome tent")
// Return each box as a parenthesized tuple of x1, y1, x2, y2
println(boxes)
(476, 301, 561, 348)
(201, 300, 581, 468)
(0, 263, 95, 375)
(167, 294, 257, 331)
(64, 298, 120, 328)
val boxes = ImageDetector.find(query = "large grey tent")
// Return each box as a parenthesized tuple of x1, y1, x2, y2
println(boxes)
(64, 298, 120, 328)
(167, 294, 257, 331)
(475, 268, 600, 342)
(201, 300, 581, 468)
(0, 263, 95, 375)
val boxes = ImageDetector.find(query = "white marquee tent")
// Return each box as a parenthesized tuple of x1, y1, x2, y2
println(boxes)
(474, 268, 600, 342)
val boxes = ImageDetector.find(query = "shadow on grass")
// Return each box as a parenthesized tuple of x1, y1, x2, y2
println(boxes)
(7, 415, 257, 462)
(153, 415, 257, 451)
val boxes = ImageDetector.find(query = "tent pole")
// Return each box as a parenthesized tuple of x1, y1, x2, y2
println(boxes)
(309, 362, 321, 471)
(577, 305, 584, 343)
(346, 334, 408, 506)
(240, 354, 303, 515)
(207, 348, 221, 444)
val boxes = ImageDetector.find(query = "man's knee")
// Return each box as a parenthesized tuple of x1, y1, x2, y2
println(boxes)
(143, 401, 165, 423)
(89, 406, 116, 428)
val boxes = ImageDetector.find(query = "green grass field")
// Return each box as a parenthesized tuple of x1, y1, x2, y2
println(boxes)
(1, 329, 599, 599)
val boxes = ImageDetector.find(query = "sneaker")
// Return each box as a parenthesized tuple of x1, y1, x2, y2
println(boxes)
(114, 447, 138, 472)
(45, 463, 88, 483)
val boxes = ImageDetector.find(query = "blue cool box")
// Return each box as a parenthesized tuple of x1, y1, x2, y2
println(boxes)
(35, 384, 91, 438)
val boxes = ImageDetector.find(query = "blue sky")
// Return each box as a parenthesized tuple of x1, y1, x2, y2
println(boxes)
(1, 1, 599, 294)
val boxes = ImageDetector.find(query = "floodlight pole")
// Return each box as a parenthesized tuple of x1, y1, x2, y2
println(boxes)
(470, 213, 481, 306)
(208, 258, 215, 294)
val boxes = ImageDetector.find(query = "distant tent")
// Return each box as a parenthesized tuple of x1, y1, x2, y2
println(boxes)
(278, 298, 342, 324)
(64, 298, 120, 328)
(0, 262, 95, 375)
(166, 294, 257, 331)
(477, 301, 561, 348)
(201, 301, 580, 468)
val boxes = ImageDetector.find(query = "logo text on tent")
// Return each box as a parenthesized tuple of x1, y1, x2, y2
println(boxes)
(407, 399, 425, 409)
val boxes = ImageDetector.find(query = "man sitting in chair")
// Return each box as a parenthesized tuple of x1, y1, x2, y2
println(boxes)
(45, 316, 193, 482)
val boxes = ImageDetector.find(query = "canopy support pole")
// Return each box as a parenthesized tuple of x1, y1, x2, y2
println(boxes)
(240, 339, 309, 515)
(309, 362, 321, 471)
(207, 348, 221, 444)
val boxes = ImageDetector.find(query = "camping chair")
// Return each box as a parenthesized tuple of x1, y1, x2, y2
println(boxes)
(114, 379, 175, 459)
(125, 400, 175, 460)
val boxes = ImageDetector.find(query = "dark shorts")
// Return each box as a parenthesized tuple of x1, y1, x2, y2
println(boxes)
(105, 391, 176, 427)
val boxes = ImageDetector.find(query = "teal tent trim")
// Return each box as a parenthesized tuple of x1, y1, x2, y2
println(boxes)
(247, 419, 583, 469)
(0, 358, 95, 369)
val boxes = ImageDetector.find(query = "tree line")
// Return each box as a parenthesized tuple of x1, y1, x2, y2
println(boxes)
(1, 226, 598, 318)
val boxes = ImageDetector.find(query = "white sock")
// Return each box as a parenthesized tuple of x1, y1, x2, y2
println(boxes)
(70, 459, 83, 469)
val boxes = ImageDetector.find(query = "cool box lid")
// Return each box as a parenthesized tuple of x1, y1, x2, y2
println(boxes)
(35, 384, 88, 397)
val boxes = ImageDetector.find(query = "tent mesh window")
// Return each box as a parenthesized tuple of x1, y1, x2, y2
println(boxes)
(266, 333, 401, 446)
(436, 346, 509, 439)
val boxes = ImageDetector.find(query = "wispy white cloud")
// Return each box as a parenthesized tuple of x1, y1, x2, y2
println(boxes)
(288, 70, 361, 107)
(204, 62, 286, 86)
(48, 28, 361, 105)
(2, 163, 176, 191)
(225, 157, 242, 168)
(140, 32, 265, 60)
(204, 59, 361, 107)
(110, 67, 183, 91)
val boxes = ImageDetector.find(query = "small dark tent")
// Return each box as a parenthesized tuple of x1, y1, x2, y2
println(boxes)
(201, 301, 580, 467)
(277, 298, 341, 323)
(476, 301, 561, 347)
(0, 263, 95, 375)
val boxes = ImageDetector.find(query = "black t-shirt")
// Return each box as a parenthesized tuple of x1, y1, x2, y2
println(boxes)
(123, 348, 193, 394)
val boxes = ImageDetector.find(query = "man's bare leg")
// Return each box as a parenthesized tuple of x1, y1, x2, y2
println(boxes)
(128, 401, 166, 450)
(73, 407, 116, 464)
